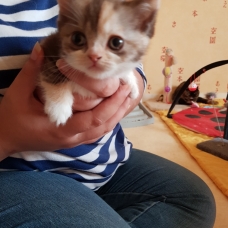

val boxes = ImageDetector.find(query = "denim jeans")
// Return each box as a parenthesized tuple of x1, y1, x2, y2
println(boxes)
(0, 149, 215, 228)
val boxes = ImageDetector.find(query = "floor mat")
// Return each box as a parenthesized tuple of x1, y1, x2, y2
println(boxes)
(157, 110, 228, 197)
(172, 107, 226, 137)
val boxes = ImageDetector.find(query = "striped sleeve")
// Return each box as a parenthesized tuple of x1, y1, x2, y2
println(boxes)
(0, 0, 58, 94)
(136, 63, 147, 88)
(0, 0, 142, 191)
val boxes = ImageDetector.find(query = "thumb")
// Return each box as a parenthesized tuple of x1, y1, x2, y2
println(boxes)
(12, 42, 43, 92)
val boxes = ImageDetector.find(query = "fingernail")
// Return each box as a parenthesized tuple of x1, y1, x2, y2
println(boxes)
(56, 59, 60, 67)
(30, 42, 41, 61)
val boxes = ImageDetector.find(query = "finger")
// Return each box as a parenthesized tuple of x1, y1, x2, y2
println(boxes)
(66, 96, 131, 147)
(61, 84, 131, 135)
(11, 42, 44, 94)
(56, 59, 120, 97)
(81, 137, 101, 145)
(72, 94, 103, 111)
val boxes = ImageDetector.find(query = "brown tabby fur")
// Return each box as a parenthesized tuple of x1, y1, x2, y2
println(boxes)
(40, 0, 159, 84)
(39, 0, 160, 126)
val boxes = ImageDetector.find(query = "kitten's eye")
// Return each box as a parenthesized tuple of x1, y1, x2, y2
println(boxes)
(108, 36, 124, 50)
(72, 32, 86, 47)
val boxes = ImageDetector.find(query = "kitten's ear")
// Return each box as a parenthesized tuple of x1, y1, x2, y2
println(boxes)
(125, 0, 160, 38)
(57, 0, 70, 14)
(57, 0, 86, 28)
(57, 0, 73, 27)
(57, 0, 90, 13)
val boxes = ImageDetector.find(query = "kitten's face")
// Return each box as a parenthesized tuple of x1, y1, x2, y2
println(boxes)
(57, 0, 159, 79)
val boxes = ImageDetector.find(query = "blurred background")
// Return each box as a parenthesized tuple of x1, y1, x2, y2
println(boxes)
(143, 0, 228, 100)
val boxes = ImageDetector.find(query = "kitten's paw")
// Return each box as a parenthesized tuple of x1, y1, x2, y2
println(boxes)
(45, 103, 72, 126)
(129, 85, 139, 99)
(120, 71, 139, 99)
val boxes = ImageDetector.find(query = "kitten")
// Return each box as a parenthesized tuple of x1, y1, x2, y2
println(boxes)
(172, 82, 200, 105)
(172, 81, 218, 105)
(39, 0, 160, 126)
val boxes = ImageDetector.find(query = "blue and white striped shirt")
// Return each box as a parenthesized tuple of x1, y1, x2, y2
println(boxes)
(0, 0, 146, 190)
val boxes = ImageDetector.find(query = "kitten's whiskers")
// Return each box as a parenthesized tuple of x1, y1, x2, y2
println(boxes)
(57, 62, 84, 81)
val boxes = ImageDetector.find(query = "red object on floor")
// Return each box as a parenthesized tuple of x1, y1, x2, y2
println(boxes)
(172, 108, 226, 137)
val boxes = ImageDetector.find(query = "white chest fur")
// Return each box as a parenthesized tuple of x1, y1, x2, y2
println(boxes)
(40, 70, 138, 126)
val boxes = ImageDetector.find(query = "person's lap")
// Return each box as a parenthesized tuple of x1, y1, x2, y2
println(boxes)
(0, 149, 215, 228)
(97, 149, 216, 228)
(0, 170, 129, 228)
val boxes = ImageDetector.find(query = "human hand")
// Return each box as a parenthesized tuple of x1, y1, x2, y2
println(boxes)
(0, 43, 131, 161)
(56, 59, 120, 111)
(56, 59, 145, 116)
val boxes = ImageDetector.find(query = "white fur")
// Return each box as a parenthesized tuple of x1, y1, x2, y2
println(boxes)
(41, 65, 139, 126)
(41, 80, 74, 126)
(42, 0, 155, 126)
(41, 78, 98, 126)
(120, 71, 139, 99)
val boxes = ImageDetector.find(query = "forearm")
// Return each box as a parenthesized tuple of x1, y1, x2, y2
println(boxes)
(124, 69, 144, 116)
(0, 150, 9, 162)
(0, 147, 6, 161)
(0, 103, 15, 161)
(0, 136, 11, 161)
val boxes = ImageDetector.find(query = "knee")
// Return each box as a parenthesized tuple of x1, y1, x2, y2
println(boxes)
(181, 174, 216, 228)
(197, 180, 216, 215)
(199, 181, 216, 224)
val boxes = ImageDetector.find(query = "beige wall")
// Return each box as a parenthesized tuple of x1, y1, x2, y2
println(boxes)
(143, 0, 228, 100)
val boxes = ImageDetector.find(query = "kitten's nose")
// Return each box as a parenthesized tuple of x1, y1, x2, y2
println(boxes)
(88, 54, 102, 62)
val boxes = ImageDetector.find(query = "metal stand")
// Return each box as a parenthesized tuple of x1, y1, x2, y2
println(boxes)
(166, 60, 228, 160)
(167, 60, 228, 118)
(120, 103, 154, 128)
